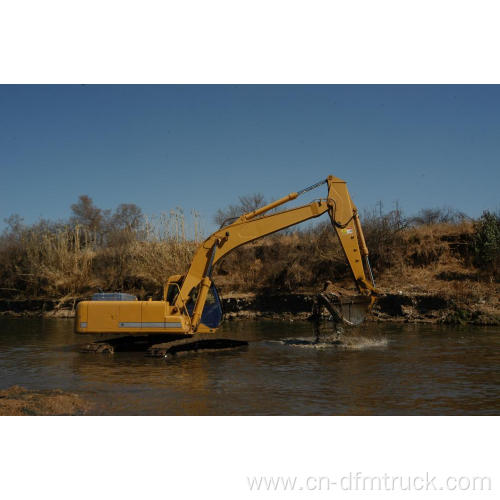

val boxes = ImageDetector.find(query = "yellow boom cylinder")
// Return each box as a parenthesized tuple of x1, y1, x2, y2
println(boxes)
(353, 211, 369, 257)
(240, 192, 298, 221)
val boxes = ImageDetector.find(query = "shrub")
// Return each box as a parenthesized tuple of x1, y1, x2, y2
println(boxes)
(472, 211, 500, 278)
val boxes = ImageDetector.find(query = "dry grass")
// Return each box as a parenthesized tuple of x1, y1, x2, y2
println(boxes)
(0, 210, 199, 303)
(368, 221, 498, 308)
(26, 226, 96, 298)
(0, 211, 497, 311)
(214, 218, 498, 310)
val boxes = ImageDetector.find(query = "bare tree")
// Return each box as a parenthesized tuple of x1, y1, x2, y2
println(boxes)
(109, 203, 143, 232)
(3, 214, 24, 237)
(238, 193, 266, 213)
(70, 195, 103, 234)
(214, 193, 267, 227)
(410, 207, 467, 226)
(105, 203, 144, 245)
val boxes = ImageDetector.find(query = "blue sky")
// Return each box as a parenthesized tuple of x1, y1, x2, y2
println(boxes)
(0, 85, 499, 234)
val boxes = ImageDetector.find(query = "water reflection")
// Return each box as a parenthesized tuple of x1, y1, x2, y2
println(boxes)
(0, 318, 498, 415)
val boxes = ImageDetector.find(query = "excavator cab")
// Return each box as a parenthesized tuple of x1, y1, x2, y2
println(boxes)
(165, 276, 223, 330)
(186, 283, 223, 329)
(165, 278, 182, 305)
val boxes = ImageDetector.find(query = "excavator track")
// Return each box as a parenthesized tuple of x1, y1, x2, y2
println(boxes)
(80, 334, 248, 357)
(80, 334, 190, 354)
(147, 336, 248, 358)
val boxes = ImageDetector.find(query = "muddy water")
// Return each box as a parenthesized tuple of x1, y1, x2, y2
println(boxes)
(0, 318, 498, 415)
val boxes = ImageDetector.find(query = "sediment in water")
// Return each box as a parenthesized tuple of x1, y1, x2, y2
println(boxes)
(0, 386, 90, 416)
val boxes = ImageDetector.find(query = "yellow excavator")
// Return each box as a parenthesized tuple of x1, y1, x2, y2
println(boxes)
(76, 175, 379, 356)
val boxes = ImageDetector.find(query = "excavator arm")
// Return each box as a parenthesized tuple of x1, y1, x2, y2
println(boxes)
(75, 174, 379, 337)
(173, 175, 379, 331)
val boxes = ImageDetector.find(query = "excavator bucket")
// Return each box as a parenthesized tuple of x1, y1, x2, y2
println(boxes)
(316, 292, 373, 326)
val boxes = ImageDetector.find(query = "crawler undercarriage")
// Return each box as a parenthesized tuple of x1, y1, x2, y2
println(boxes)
(81, 333, 248, 357)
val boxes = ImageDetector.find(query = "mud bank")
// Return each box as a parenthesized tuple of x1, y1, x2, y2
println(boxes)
(0, 292, 498, 325)
(0, 298, 75, 318)
(0, 386, 91, 416)
(371, 293, 499, 325)
(223, 292, 499, 325)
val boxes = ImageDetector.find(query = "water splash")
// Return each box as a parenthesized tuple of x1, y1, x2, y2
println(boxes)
(280, 334, 388, 350)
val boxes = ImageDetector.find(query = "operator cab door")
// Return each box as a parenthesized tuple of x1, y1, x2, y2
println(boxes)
(200, 282, 224, 328)
(185, 282, 224, 329)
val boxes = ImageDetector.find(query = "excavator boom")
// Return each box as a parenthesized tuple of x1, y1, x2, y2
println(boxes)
(75, 175, 379, 336)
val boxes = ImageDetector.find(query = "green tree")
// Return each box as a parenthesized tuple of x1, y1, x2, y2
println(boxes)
(473, 211, 500, 277)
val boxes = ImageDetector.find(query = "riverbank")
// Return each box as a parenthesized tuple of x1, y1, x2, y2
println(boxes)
(1, 215, 498, 325)
(0, 386, 91, 416)
(223, 290, 499, 326)
(1, 288, 498, 325)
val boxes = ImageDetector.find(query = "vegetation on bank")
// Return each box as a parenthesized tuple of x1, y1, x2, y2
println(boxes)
(0, 195, 498, 322)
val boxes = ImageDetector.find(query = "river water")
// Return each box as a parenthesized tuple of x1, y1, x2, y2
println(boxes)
(0, 318, 498, 415)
